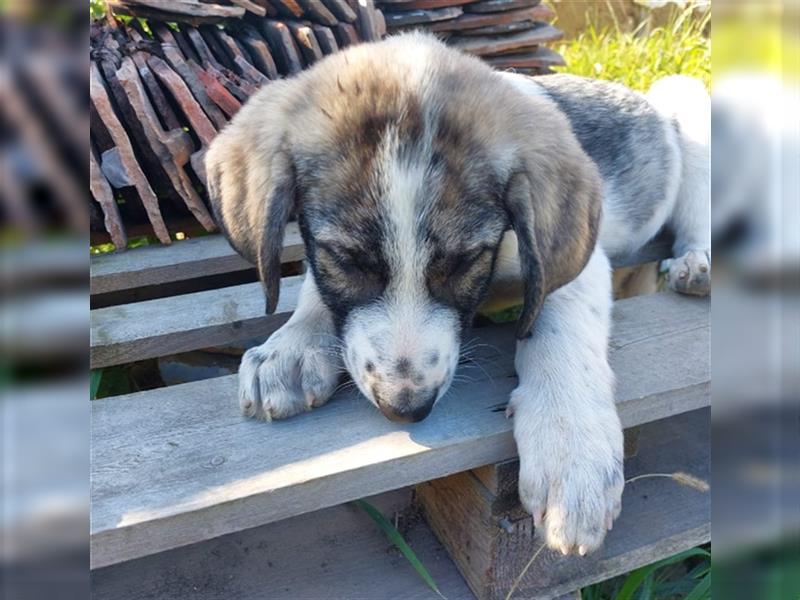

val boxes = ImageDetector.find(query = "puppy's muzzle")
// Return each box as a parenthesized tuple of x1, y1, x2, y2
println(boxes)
(375, 386, 439, 423)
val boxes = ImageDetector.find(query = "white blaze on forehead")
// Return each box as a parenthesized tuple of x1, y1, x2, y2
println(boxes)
(379, 132, 433, 300)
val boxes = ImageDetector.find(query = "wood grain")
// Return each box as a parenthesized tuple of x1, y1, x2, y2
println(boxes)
(448, 23, 563, 56)
(90, 222, 303, 295)
(91, 293, 708, 567)
(90, 275, 302, 368)
(427, 1, 551, 31)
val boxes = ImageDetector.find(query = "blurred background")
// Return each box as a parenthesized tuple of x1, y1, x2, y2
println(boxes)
(1, 0, 798, 598)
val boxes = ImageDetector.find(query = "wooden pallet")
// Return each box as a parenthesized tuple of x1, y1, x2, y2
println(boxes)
(90, 228, 709, 598)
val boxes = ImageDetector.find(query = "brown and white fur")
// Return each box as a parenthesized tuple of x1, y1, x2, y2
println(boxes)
(206, 33, 709, 556)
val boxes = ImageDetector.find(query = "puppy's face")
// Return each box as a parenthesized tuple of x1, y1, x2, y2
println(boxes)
(298, 114, 509, 421)
(205, 34, 602, 424)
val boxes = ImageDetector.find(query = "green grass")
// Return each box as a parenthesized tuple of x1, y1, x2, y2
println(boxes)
(554, 3, 710, 92)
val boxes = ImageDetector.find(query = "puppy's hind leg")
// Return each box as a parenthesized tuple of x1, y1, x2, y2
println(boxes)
(239, 271, 342, 421)
(648, 76, 711, 296)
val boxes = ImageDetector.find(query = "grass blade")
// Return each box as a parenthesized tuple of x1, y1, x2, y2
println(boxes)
(353, 500, 445, 599)
(683, 572, 711, 600)
(90, 369, 103, 400)
(615, 548, 710, 600)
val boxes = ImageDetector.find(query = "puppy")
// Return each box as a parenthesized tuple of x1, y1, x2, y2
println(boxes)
(205, 33, 709, 556)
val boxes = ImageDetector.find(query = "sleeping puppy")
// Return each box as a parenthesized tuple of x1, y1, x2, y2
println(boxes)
(205, 33, 709, 556)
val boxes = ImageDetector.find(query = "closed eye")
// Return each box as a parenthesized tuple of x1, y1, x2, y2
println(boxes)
(450, 247, 492, 277)
(316, 243, 375, 273)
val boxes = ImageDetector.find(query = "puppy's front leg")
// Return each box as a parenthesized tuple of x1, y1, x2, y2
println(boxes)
(239, 271, 341, 421)
(508, 247, 624, 555)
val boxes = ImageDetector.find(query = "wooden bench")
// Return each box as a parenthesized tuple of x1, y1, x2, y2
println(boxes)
(90, 230, 709, 599)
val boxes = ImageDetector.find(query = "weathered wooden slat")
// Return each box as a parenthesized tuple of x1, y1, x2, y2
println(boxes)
(486, 46, 566, 69)
(193, 62, 244, 116)
(321, 0, 357, 22)
(115, 57, 217, 232)
(108, 0, 246, 18)
(462, 19, 536, 36)
(92, 489, 479, 599)
(312, 24, 340, 54)
(151, 22, 229, 129)
(464, 0, 540, 13)
(92, 409, 709, 599)
(258, 19, 304, 74)
(333, 22, 360, 47)
(229, 0, 268, 16)
(385, 6, 462, 27)
(90, 293, 708, 567)
(90, 63, 172, 245)
(356, 0, 382, 41)
(286, 20, 325, 64)
(428, 2, 551, 31)
(298, 0, 340, 25)
(231, 23, 281, 78)
(448, 23, 563, 56)
(147, 55, 218, 146)
(90, 274, 302, 368)
(90, 222, 303, 295)
(210, 27, 270, 84)
(90, 146, 128, 251)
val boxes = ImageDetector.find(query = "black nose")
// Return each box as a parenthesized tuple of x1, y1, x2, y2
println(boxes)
(378, 387, 437, 423)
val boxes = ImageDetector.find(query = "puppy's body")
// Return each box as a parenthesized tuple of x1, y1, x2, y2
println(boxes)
(206, 34, 709, 556)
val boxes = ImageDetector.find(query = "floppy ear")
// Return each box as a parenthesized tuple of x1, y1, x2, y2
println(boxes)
(503, 107, 603, 339)
(205, 82, 295, 314)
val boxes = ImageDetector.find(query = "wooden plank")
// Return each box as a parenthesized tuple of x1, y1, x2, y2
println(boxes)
(90, 275, 301, 368)
(486, 46, 566, 69)
(383, 0, 473, 8)
(312, 24, 340, 54)
(465, 0, 540, 13)
(90, 293, 708, 567)
(385, 6, 462, 27)
(448, 23, 563, 56)
(462, 20, 537, 36)
(115, 57, 218, 233)
(298, 0, 340, 25)
(232, 23, 281, 78)
(92, 489, 478, 599)
(286, 20, 325, 64)
(109, 0, 246, 18)
(356, 0, 382, 41)
(89, 63, 172, 245)
(321, 0, 357, 22)
(90, 222, 303, 295)
(92, 409, 709, 599)
(151, 22, 229, 129)
(428, 5, 552, 33)
(259, 19, 305, 74)
(419, 408, 710, 600)
(333, 22, 360, 47)
(90, 145, 128, 251)
(229, 0, 268, 15)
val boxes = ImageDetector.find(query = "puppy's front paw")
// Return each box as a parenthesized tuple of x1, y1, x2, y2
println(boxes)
(666, 249, 710, 296)
(239, 324, 341, 421)
(510, 386, 624, 556)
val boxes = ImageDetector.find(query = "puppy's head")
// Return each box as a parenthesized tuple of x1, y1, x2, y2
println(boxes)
(206, 34, 601, 423)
